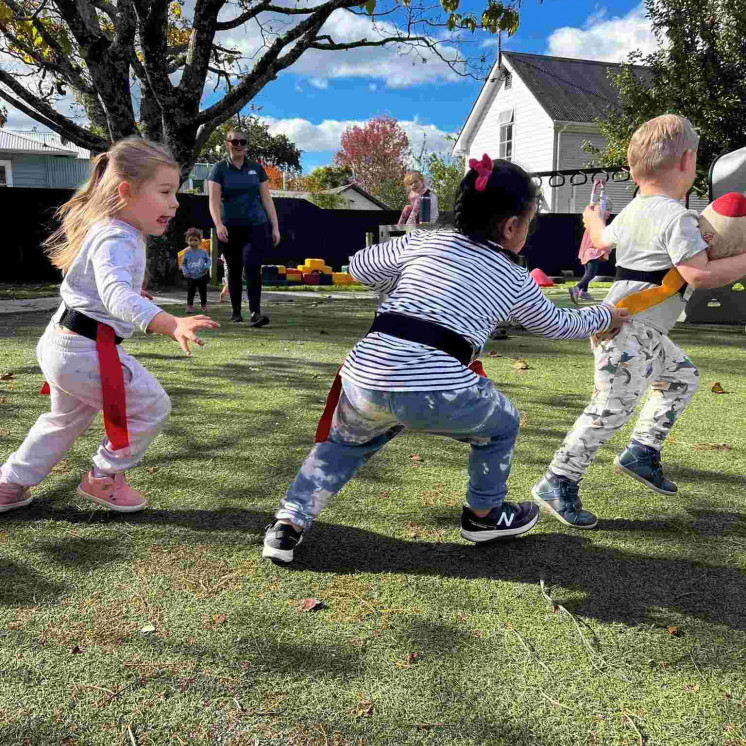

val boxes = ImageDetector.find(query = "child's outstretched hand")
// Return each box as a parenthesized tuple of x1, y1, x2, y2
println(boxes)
(603, 304, 630, 333)
(172, 315, 220, 356)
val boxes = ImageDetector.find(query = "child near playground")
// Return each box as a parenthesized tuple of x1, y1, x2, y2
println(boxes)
(263, 155, 628, 563)
(181, 227, 211, 314)
(398, 170, 439, 226)
(0, 138, 218, 514)
(533, 114, 746, 529)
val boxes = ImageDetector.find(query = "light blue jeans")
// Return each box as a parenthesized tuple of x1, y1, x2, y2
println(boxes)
(276, 377, 520, 528)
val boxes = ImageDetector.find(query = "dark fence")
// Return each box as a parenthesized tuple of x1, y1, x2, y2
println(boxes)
(6, 187, 611, 283)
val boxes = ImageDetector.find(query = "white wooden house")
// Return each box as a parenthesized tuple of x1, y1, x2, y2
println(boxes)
(453, 52, 708, 214)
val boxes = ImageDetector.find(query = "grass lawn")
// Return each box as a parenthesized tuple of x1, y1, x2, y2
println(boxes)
(1, 296, 745, 745)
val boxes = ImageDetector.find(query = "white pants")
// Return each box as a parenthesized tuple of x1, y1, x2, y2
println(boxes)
(3, 324, 171, 486)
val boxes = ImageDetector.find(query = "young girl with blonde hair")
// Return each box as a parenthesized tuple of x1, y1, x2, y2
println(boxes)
(0, 137, 218, 513)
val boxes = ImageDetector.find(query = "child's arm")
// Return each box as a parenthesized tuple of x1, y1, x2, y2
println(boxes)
(349, 233, 412, 293)
(583, 204, 615, 250)
(510, 275, 626, 339)
(92, 235, 218, 355)
(677, 251, 746, 289)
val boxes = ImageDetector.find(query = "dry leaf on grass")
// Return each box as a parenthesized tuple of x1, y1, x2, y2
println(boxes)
(691, 443, 732, 451)
(667, 625, 680, 637)
(140, 623, 156, 634)
(213, 614, 227, 624)
(0, 429, 8, 437)
(512, 359, 530, 371)
(410, 455, 423, 463)
(146, 467, 158, 474)
(711, 382, 726, 394)
(70, 645, 83, 654)
(0, 397, 7, 405)
(353, 701, 374, 717)
(396, 652, 420, 669)
(488, 350, 502, 357)
(298, 598, 325, 612)
(0, 373, 15, 381)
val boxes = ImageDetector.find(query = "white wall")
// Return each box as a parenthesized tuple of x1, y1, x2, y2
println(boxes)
(466, 65, 556, 208)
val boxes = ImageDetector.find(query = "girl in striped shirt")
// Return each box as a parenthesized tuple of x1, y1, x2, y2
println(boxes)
(263, 155, 628, 563)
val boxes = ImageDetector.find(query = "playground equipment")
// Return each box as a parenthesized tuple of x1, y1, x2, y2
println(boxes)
(260, 260, 358, 287)
(530, 268, 554, 287)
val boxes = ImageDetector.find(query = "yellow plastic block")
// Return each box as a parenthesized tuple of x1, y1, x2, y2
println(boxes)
(200, 239, 211, 253)
(276, 265, 286, 274)
(332, 272, 355, 285)
(321, 265, 333, 274)
(305, 258, 326, 270)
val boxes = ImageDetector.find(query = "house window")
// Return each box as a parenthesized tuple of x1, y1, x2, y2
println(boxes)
(503, 70, 512, 89)
(193, 179, 205, 193)
(498, 110, 514, 161)
(0, 160, 13, 187)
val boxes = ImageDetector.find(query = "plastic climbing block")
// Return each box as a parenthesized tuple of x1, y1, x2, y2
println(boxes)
(298, 259, 333, 275)
(530, 268, 554, 287)
(200, 239, 211, 253)
(303, 273, 320, 286)
(332, 272, 355, 285)
(319, 274, 333, 286)
(286, 269, 303, 284)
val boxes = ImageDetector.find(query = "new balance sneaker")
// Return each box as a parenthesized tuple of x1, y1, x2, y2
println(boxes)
(531, 472, 598, 529)
(459, 502, 539, 542)
(568, 286, 580, 306)
(249, 312, 270, 328)
(262, 519, 303, 563)
(615, 441, 677, 495)
(0, 467, 33, 513)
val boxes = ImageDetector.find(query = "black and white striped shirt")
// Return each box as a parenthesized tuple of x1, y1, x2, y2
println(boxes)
(341, 230, 612, 392)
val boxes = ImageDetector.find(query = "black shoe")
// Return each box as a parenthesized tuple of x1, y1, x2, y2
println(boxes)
(460, 502, 539, 542)
(230, 313, 243, 323)
(262, 519, 303, 563)
(249, 312, 270, 328)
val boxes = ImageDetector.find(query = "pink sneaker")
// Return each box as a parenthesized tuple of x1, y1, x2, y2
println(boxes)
(77, 472, 148, 513)
(0, 467, 33, 513)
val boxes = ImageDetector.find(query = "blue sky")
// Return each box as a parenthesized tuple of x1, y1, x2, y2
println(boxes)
(211, 0, 658, 171)
(4, 1, 658, 172)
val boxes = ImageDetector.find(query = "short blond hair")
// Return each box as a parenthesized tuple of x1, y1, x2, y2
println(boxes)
(404, 170, 425, 189)
(627, 114, 699, 181)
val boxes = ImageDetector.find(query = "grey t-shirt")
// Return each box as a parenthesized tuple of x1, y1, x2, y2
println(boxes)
(601, 194, 707, 333)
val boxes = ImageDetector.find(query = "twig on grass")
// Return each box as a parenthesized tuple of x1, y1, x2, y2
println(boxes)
(623, 710, 646, 745)
(539, 690, 575, 711)
(127, 725, 138, 746)
(511, 629, 551, 673)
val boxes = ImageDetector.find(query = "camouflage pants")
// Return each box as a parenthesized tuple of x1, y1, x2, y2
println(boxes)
(276, 376, 520, 528)
(550, 320, 699, 482)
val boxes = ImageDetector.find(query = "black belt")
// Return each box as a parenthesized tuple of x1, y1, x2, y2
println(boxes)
(615, 266, 687, 297)
(59, 306, 123, 345)
(368, 312, 474, 366)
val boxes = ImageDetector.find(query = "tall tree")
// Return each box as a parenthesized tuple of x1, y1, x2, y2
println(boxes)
(427, 150, 464, 212)
(334, 115, 409, 209)
(195, 114, 301, 169)
(302, 164, 352, 208)
(588, 0, 746, 195)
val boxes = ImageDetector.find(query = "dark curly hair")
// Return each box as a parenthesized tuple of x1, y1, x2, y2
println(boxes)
(454, 157, 538, 245)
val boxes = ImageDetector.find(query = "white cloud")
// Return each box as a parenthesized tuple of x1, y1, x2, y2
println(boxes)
(547, 3, 659, 62)
(309, 78, 328, 90)
(261, 115, 455, 157)
(368, 83, 377, 92)
(220, 6, 465, 89)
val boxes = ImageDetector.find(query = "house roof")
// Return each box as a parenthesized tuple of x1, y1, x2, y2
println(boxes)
(270, 182, 391, 210)
(0, 129, 80, 157)
(503, 52, 648, 123)
(453, 51, 649, 154)
(11, 130, 91, 159)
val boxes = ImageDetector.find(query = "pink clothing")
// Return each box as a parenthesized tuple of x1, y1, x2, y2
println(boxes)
(579, 210, 611, 265)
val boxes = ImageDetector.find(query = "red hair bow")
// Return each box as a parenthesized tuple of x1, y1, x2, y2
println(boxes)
(468, 153, 493, 192)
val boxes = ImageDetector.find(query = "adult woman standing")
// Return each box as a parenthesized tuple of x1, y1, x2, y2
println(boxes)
(208, 129, 281, 326)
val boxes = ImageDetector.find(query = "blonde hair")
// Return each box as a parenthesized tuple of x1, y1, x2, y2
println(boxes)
(627, 114, 699, 181)
(404, 170, 425, 189)
(46, 137, 178, 274)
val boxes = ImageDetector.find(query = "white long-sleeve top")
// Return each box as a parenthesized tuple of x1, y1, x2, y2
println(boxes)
(341, 229, 613, 391)
(53, 219, 162, 338)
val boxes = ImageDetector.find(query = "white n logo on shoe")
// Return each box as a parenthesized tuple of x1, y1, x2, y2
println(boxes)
(497, 511, 515, 527)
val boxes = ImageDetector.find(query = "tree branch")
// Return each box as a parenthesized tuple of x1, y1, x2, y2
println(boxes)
(214, 0, 272, 30)
(0, 73, 108, 152)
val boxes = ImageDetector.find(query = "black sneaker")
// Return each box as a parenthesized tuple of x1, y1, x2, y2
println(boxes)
(460, 502, 539, 542)
(531, 472, 598, 529)
(262, 519, 303, 563)
(230, 313, 243, 323)
(249, 312, 270, 328)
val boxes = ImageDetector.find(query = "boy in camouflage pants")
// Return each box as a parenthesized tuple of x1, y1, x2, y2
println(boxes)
(532, 114, 746, 528)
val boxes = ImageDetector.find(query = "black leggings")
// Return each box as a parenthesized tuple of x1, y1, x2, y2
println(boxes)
(187, 276, 208, 306)
(222, 224, 270, 316)
(577, 258, 599, 292)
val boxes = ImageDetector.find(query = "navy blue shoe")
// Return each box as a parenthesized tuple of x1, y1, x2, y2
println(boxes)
(460, 502, 539, 542)
(615, 441, 677, 495)
(262, 520, 303, 563)
(531, 472, 598, 529)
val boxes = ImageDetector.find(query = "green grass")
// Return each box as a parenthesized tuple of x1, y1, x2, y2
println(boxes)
(0, 284, 61, 300)
(1, 298, 745, 745)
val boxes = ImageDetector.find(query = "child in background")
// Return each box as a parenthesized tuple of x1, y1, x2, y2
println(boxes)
(570, 181, 612, 303)
(263, 154, 628, 564)
(0, 138, 218, 514)
(181, 227, 211, 314)
(218, 253, 230, 303)
(398, 170, 439, 226)
(533, 114, 746, 529)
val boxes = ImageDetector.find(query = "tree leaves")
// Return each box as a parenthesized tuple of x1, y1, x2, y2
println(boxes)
(711, 382, 726, 394)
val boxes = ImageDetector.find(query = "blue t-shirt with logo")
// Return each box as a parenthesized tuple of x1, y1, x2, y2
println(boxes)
(207, 158, 269, 227)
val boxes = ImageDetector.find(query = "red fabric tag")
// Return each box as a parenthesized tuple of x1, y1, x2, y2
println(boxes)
(468, 359, 487, 378)
(96, 323, 130, 451)
(39, 381, 51, 395)
(314, 368, 343, 443)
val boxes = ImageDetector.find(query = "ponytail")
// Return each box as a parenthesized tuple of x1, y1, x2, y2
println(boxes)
(45, 137, 177, 274)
